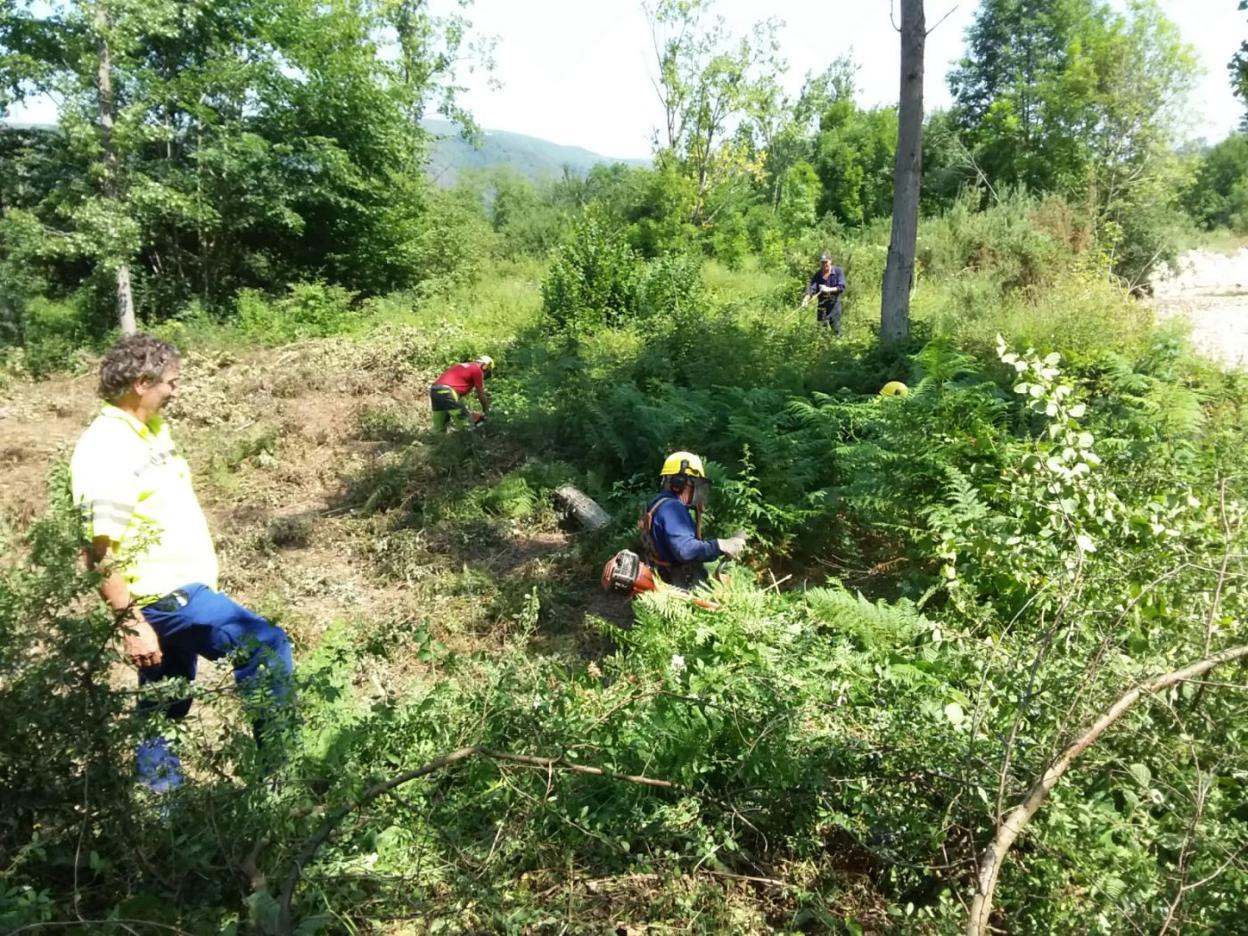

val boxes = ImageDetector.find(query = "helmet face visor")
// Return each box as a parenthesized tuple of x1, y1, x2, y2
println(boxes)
(689, 477, 711, 511)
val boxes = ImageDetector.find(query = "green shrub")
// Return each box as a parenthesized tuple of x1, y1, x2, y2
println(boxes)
(238, 282, 359, 344)
(918, 189, 1065, 289)
(19, 295, 93, 377)
(637, 251, 705, 321)
(0, 485, 147, 930)
(1184, 133, 1248, 233)
(357, 402, 420, 443)
(541, 216, 642, 330)
(266, 513, 314, 548)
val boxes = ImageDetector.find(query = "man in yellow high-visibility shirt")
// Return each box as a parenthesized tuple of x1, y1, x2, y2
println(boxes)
(71, 334, 294, 791)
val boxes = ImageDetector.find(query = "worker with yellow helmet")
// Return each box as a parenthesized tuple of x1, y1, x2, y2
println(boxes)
(638, 451, 747, 589)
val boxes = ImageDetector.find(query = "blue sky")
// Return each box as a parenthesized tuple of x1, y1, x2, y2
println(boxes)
(8, 0, 1244, 158)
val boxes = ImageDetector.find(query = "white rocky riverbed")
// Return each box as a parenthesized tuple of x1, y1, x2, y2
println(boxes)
(1151, 247, 1248, 370)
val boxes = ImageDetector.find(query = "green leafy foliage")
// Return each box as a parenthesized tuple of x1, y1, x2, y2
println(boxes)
(0, 0, 488, 331)
(2, 1, 1247, 930)
(541, 215, 643, 330)
(1185, 133, 1248, 232)
(4, 226, 1248, 933)
(1233, 1, 1248, 127)
(237, 282, 359, 345)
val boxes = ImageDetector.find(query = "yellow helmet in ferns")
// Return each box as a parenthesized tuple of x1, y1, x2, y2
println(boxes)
(659, 451, 706, 479)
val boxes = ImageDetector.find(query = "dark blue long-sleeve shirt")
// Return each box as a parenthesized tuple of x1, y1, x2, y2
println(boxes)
(646, 493, 721, 566)
(807, 266, 847, 316)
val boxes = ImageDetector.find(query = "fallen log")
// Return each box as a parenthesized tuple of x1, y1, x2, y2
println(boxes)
(554, 484, 612, 531)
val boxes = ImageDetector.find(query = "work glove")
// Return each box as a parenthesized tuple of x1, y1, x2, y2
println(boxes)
(717, 531, 747, 559)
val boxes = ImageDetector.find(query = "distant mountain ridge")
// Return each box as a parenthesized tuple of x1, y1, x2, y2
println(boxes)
(1, 117, 647, 187)
(423, 118, 647, 186)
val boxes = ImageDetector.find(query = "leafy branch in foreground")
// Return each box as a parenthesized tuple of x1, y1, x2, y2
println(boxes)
(968, 642, 1248, 936)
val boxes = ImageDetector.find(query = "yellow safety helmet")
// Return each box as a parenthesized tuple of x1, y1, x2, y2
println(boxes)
(660, 451, 706, 479)
(475, 355, 495, 376)
(879, 380, 909, 397)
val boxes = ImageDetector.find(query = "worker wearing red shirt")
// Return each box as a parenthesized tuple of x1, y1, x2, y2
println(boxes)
(430, 355, 494, 432)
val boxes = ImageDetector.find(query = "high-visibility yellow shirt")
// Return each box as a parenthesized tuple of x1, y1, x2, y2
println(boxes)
(70, 403, 218, 600)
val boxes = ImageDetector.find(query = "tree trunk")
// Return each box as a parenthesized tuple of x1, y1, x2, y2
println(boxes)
(880, 0, 925, 345)
(95, 4, 136, 335)
(966, 642, 1248, 936)
(114, 265, 136, 334)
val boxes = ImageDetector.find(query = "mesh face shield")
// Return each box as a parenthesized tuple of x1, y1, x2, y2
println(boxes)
(689, 477, 711, 511)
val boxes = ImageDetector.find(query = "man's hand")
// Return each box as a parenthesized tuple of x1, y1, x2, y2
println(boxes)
(717, 532, 747, 559)
(120, 609, 163, 669)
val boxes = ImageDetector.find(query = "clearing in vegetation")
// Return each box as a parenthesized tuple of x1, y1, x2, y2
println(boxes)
(3, 0, 1248, 928)
(4, 211, 1248, 933)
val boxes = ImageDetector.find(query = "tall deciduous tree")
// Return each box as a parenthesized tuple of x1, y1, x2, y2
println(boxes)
(949, 0, 1196, 282)
(881, 0, 924, 345)
(1233, 0, 1248, 127)
(814, 101, 897, 226)
(0, 0, 484, 322)
(645, 0, 782, 227)
(949, 0, 1088, 193)
(950, 0, 1195, 197)
(1186, 132, 1248, 234)
(90, 1, 134, 333)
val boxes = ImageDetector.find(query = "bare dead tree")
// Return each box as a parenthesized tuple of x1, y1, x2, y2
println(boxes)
(880, 0, 925, 344)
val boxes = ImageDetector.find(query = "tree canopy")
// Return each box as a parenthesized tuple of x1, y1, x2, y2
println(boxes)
(1233, 1, 1248, 127)
(0, 0, 484, 322)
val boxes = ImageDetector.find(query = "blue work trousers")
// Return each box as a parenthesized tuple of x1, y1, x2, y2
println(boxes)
(135, 583, 294, 790)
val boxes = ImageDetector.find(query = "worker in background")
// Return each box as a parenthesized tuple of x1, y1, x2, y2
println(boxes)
(639, 451, 747, 590)
(800, 252, 848, 335)
(430, 355, 494, 432)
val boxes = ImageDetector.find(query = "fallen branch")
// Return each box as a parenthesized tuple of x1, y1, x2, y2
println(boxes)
(277, 745, 685, 933)
(966, 642, 1248, 936)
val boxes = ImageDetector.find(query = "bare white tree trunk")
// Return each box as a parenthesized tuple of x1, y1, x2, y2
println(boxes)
(95, 4, 136, 335)
(114, 263, 136, 334)
(880, 0, 924, 344)
(966, 642, 1248, 936)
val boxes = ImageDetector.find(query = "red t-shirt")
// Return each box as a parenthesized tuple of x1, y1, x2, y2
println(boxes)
(432, 362, 484, 395)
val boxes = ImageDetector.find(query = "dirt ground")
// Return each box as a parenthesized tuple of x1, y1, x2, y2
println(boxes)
(1, 335, 622, 706)
(1151, 246, 1248, 369)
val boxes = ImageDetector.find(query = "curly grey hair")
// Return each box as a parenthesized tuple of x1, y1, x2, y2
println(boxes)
(98, 334, 181, 403)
